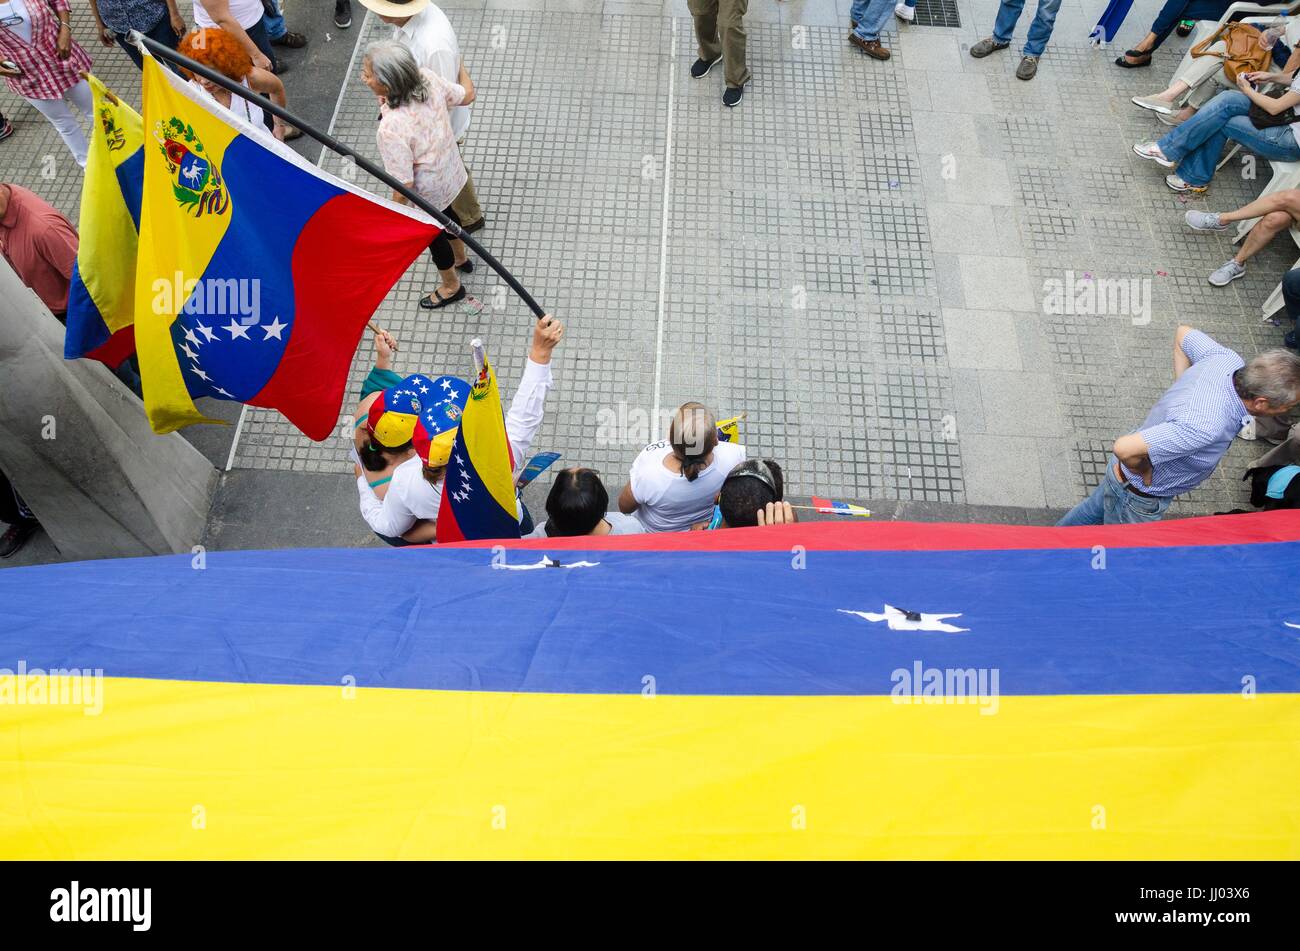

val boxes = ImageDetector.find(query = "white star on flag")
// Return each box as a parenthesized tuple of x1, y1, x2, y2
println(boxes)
(181, 343, 198, 361)
(184, 328, 201, 348)
(224, 319, 251, 340)
(262, 317, 287, 340)
(197, 323, 217, 342)
(189, 364, 210, 381)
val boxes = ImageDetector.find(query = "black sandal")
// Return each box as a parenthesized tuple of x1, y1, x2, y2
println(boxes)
(419, 286, 467, 310)
(1115, 49, 1152, 68)
(455, 259, 474, 274)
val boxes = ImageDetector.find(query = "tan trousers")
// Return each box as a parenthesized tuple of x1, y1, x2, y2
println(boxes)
(687, 0, 750, 89)
(451, 141, 483, 226)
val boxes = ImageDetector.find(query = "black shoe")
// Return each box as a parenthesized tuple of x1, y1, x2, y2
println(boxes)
(690, 56, 722, 79)
(334, 0, 352, 28)
(1286, 330, 1297, 350)
(462, 216, 485, 234)
(419, 286, 467, 309)
(271, 31, 307, 49)
(1175, 19, 1194, 37)
(456, 259, 474, 274)
(723, 85, 743, 107)
(0, 519, 38, 558)
(273, 58, 288, 75)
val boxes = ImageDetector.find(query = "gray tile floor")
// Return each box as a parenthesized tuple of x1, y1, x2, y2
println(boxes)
(4, 0, 1296, 528)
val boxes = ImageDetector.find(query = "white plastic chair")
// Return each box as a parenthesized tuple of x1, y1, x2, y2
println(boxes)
(1233, 160, 1300, 241)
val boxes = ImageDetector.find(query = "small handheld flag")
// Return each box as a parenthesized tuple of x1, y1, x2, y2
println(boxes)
(804, 497, 872, 518)
(516, 451, 561, 489)
(716, 413, 746, 443)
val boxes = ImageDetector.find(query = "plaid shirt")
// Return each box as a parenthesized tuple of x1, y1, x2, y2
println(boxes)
(0, 0, 92, 101)
(1118, 330, 1249, 497)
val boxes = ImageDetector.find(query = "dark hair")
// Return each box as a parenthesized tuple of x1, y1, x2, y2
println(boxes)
(359, 438, 412, 472)
(670, 402, 718, 482)
(718, 459, 784, 528)
(544, 468, 608, 537)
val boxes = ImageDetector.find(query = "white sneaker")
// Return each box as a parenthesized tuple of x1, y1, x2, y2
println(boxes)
(1133, 141, 1175, 168)
(1208, 259, 1246, 286)
(895, 2, 915, 20)
(1166, 173, 1208, 194)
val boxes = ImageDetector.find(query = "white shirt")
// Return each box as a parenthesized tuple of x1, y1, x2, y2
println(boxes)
(356, 358, 554, 538)
(524, 511, 645, 539)
(190, 77, 264, 133)
(195, 0, 265, 31)
(394, 4, 471, 140)
(628, 441, 746, 533)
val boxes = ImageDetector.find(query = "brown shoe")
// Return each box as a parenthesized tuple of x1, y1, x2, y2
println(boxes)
(849, 33, 891, 60)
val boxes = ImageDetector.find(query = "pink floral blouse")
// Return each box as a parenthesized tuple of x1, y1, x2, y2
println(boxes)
(376, 67, 468, 213)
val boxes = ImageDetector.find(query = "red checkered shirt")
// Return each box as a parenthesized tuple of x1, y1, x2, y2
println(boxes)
(0, 0, 92, 101)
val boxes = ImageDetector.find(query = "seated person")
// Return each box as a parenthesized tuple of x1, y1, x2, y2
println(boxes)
(1132, 19, 1300, 125)
(692, 459, 797, 529)
(617, 402, 746, 533)
(524, 468, 644, 538)
(354, 315, 564, 542)
(1116, 0, 1234, 69)
(1182, 190, 1300, 314)
(1133, 66, 1300, 194)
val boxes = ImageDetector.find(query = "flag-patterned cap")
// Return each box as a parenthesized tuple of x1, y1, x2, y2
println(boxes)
(366, 382, 424, 448)
(411, 375, 470, 468)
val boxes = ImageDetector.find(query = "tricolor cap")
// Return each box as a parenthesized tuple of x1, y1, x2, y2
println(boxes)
(366, 381, 424, 449)
(410, 375, 469, 468)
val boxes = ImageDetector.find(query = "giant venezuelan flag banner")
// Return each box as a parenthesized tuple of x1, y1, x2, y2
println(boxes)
(134, 53, 440, 438)
(64, 75, 142, 370)
(1, 514, 1299, 859)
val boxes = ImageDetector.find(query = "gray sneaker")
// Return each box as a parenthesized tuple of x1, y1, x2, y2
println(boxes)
(1016, 55, 1039, 80)
(1185, 210, 1227, 232)
(970, 37, 1010, 58)
(1208, 260, 1246, 286)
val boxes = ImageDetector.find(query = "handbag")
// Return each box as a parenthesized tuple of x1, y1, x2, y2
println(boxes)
(1249, 85, 1299, 128)
(1190, 22, 1271, 82)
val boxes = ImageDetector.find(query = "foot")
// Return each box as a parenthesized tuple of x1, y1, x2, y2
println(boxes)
(690, 56, 722, 79)
(455, 258, 474, 273)
(850, 34, 891, 60)
(723, 85, 744, 107)
(1208, 260, 1246, 286)
(1155, 108, 1191, 127)
(1184, 210, 1227, 232)
(1131, 94, 1176, 115)
(273, 58, 289, 75)
(334, 0, 352, 28)
(1116, 49, 1153, 68)
(969, 37, 1010, 58)
(1165, 173, 1207, 194)
(461, 217, 485, 234)
(1016, 55, 1039, 81)
(271, 31, 308, 49)
(1175, 20, 1195, 38)
(0, 519, 38, 558)
(1133, 141, 1175, 168)
(419, 285, 467, 309)
(0, 119, 13, 142)
(894, 3, 914, 21)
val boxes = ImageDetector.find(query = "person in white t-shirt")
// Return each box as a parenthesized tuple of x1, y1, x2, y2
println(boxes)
(524, 467, 644, 539)
(358, 0, 485, 231)
(193, 0, 274, 73)
(617, 402, 746, 533)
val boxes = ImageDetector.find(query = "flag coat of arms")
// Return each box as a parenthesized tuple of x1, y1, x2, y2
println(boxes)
(64, 74, 143, 369)
(134, 53, 442, 438)
(435, 354, 521, 542)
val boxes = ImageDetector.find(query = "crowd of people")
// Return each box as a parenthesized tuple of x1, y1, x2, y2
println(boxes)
(9, 1, 1300, 558)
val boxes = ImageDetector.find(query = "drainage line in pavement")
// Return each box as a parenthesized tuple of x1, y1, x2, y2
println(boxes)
(131, 31, 547, 319)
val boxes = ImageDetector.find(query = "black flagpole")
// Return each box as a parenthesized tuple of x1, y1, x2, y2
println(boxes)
(131, 31, 546, 319)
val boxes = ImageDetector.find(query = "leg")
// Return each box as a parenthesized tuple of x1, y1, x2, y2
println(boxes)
(1232, 211, 1292, 266)
(1284, 267, 1300, 322)
(264, 0, 286, 41)
(1103, 475, 1171, 524)
(450, 153, 484, 228)
(687, 0, 723, 64)
(1022, 0, 1063, 56)
(1055, 480, 1108, 526)
(718, 0, 750, 88)
(426, 206, 464, 300)
(854, 0, 897, 41)
(245, 17, 278, 72)
(25, 91, 89, 168)
(992, 0, 1026, 44)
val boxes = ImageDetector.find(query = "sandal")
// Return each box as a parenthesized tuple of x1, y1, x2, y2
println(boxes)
(419, 286, 467, 309)
(1115, 49, 1152, 68)
(455, 259, 474, 274)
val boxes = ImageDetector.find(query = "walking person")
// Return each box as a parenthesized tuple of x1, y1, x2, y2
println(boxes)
(1057, 326, 1300, 525)
(968, 0, 1062, 81)
(687, 0, 749, 107)
(89, 0, 184, 70)
(848, 0, 901, 60)
(0, 0, 94, 166)
(359, 0, 486, 232)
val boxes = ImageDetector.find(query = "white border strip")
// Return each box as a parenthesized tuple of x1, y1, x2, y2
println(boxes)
(224, 12, 372, 472)
(651, 19, 677, 419)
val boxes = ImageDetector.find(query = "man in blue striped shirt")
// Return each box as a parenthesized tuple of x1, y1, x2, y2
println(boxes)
(1058, 326, 1300, 526)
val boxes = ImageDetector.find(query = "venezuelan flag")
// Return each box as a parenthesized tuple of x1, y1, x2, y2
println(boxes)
(64, 75, 142, 370)
(1, 513, 1298, 859)
(435, 352, 521, 542)
(135, 53, 441, 438)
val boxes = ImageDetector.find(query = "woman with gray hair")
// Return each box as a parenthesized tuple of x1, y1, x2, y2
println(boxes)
(362, 40, 476, 310)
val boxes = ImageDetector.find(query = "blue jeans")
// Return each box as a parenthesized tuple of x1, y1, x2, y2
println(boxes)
(1158, 90, 1300, 187)
(992, 0, 1062, 56)
(851, 0, 897, 41)
(264, 0, 286, 40)
(1056, 463, 1172, 526)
